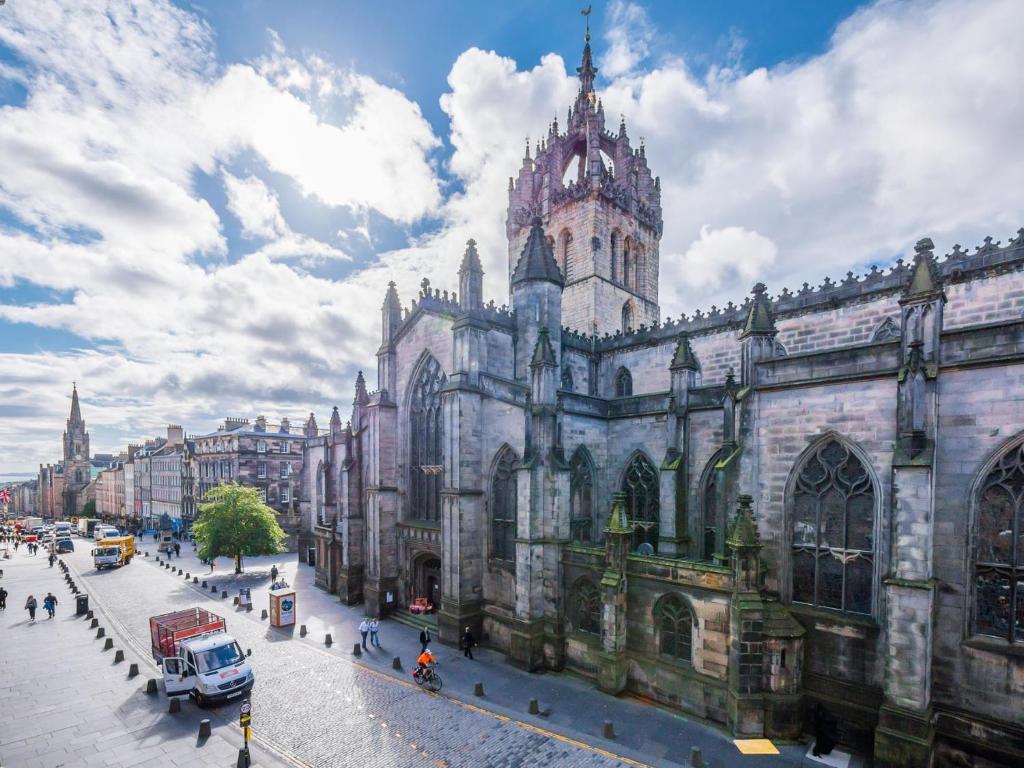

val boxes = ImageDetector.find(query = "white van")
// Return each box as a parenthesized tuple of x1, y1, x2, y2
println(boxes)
(95, 526, 120, 540)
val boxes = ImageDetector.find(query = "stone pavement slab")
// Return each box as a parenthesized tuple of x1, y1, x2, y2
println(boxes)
(0, 547, 288, 768)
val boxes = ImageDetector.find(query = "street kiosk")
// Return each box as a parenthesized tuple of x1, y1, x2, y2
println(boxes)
(268, 588, 296, 627)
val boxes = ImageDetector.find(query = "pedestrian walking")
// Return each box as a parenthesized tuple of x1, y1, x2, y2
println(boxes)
(462, 626, 475, 659)
(270, 565, 279, 583)
(419, 627, 431, 653)
(173, 542, 180, 557)
(13, 541, 19, 552)
(358, 618, 370, 650)
(370, 618, 381, 648)
(25, 594, 37, 622)
(43, 592, 58, 619)
(0, 586, 7, 610)
(48, 552, 56, 568)
(209, 559, 216, 573)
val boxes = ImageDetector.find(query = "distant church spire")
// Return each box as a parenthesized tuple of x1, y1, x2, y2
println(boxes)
(69, 381, 82, 424)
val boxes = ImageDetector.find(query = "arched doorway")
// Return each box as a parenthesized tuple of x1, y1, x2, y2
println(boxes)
(411, 553, 441, 614)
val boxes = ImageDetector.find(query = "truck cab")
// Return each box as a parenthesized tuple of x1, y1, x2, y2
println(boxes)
(91, 536, 134, 569)
(150, 608, 254, 707)
(161, 634, 254, 706)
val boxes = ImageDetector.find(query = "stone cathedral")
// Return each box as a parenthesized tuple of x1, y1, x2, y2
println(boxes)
(304, 35, 1024, 767)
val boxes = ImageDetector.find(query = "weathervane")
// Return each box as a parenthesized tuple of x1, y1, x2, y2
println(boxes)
(581, 5, 592, 42)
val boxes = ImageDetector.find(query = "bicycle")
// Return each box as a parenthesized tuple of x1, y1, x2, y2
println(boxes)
(413, 663, 442, 692)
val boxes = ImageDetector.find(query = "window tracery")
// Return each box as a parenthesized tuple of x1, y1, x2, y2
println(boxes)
(409, 356, 446, 522)
(790, 439, 875, 614)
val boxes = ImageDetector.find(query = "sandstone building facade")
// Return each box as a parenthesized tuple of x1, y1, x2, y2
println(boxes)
(303, 37, 1024, 767)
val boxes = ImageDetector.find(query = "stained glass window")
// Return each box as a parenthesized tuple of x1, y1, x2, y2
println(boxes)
(573, 579, 601, 635)
(409, 356, 446, 522)
(491, 447, 518, 561)
(974, 441, 1024, 642)
(790, 439, 875, 614)
(623, 454, 659, 552)
(658, 594, 693, 663)
(570, 447, 594, 544)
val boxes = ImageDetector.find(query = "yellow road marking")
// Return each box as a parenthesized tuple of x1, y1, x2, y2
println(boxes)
(734, 738, 779, 755)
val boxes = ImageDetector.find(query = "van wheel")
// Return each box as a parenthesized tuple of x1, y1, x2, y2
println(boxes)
(195, 692, 207, 708)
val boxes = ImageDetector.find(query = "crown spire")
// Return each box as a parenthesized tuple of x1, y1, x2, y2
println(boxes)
(577, 5, 597, 97)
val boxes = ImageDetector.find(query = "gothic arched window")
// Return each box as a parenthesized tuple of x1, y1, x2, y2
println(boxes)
(701, 460, 719, 560)
(622, 453, 659, 552)
(316, 461, 326, 525)
(623, 237, 632, 288)
(561, 366, 574, 392)
(610, 230, 620, 282)
(657, 594, 693, 663)
(614, 366, 632, 397)
(791, 439, 875, 614)
(559, 229, 574, 281)
(491, 446, 519, 561)
(570, 447, 595, 544)
(621, 302, 634, 334)
(973, 439, 1024, 642)
(409, 356, 446, 522)
(572, 578, 601, 635)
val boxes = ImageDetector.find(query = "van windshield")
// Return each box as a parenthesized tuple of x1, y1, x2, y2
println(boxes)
(196, 642, 244, 673)
(94, 547, 119, 557)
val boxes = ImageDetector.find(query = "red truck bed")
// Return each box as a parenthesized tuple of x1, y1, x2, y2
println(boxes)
(149, 608, 226, 660)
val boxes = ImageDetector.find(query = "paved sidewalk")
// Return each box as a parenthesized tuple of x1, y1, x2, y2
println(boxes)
(0, 548, 288, 768)
(144, 542, 816, 767)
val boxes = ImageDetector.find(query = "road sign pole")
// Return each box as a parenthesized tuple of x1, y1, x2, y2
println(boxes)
(239, 700, 252, 768)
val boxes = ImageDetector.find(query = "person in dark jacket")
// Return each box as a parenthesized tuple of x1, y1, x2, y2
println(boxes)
(0, 586, 8, 610)
(462, 627, 475, 659)
(25, 594, 37, 622)
(43, 592, 58, 619)
(419, 627, 431, 652)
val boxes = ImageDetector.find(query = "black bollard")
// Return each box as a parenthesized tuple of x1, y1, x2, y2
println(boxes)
(352, 643, 361, 656)
(325, 633, 332, 646)
(528, 698, 539, 715)
(198, 719, 211, 738)
(128, 663, 139, 678)
(392, 656, 402, 670)
(474, 682, 484, 697)
(96, 628, 105, 639)
(300, 624, 307, 637)
(103, 638, 113, 650)
(689, 747, 704, 767)
(145, 678, 158, 694)
(261, 609, 268, 620)
(114, 649, 124, 663)
(168, 697, 181, 714)
(602, 721, 616, 739)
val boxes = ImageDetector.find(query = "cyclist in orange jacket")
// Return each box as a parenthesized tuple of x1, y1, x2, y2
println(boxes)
(415, 648, 437, 679)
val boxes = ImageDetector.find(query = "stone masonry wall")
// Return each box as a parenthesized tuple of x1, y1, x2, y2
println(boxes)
(775, 294, 901, 355)
(943, 267, 1024, 329)
(931, 362, 1024, 728)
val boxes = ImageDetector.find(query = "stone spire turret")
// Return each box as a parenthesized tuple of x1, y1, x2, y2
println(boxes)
(382, 281, 402, 342)
(354, 371, 369, 406)
(739, 283, 779, 385)
(304, 412, 318, 438)
(458, 238, 484, 310)
(511, 218, 563, 288)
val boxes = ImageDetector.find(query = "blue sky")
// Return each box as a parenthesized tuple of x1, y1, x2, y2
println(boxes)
(0, 0, 1021, 477)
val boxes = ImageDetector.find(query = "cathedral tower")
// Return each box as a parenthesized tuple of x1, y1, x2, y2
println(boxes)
(506, 32, 663, 336)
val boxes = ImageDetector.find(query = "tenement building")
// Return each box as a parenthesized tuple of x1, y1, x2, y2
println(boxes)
(304, 36, 1024, 767)
(194, 416, 305, 546)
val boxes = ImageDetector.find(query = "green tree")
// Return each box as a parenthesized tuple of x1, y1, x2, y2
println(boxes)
(193, 484, 286, 574)
(82, 500, 96, 517)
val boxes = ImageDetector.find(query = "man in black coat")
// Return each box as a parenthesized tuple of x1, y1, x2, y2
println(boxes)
(419, 627, 431, 652)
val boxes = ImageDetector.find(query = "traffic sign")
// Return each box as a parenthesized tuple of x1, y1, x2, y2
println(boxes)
(240, 699, 252, 727)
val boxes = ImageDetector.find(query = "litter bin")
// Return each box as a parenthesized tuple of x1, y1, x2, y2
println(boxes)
(75, 593, 89, 616)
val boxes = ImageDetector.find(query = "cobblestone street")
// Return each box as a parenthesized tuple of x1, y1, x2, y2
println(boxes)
(49, 543, 806, 768)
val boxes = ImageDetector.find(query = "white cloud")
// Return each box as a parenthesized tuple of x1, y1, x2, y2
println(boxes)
(223, 173, 288, 240)
(678, 226, 777, 289)
(601, 0, 655, 78)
